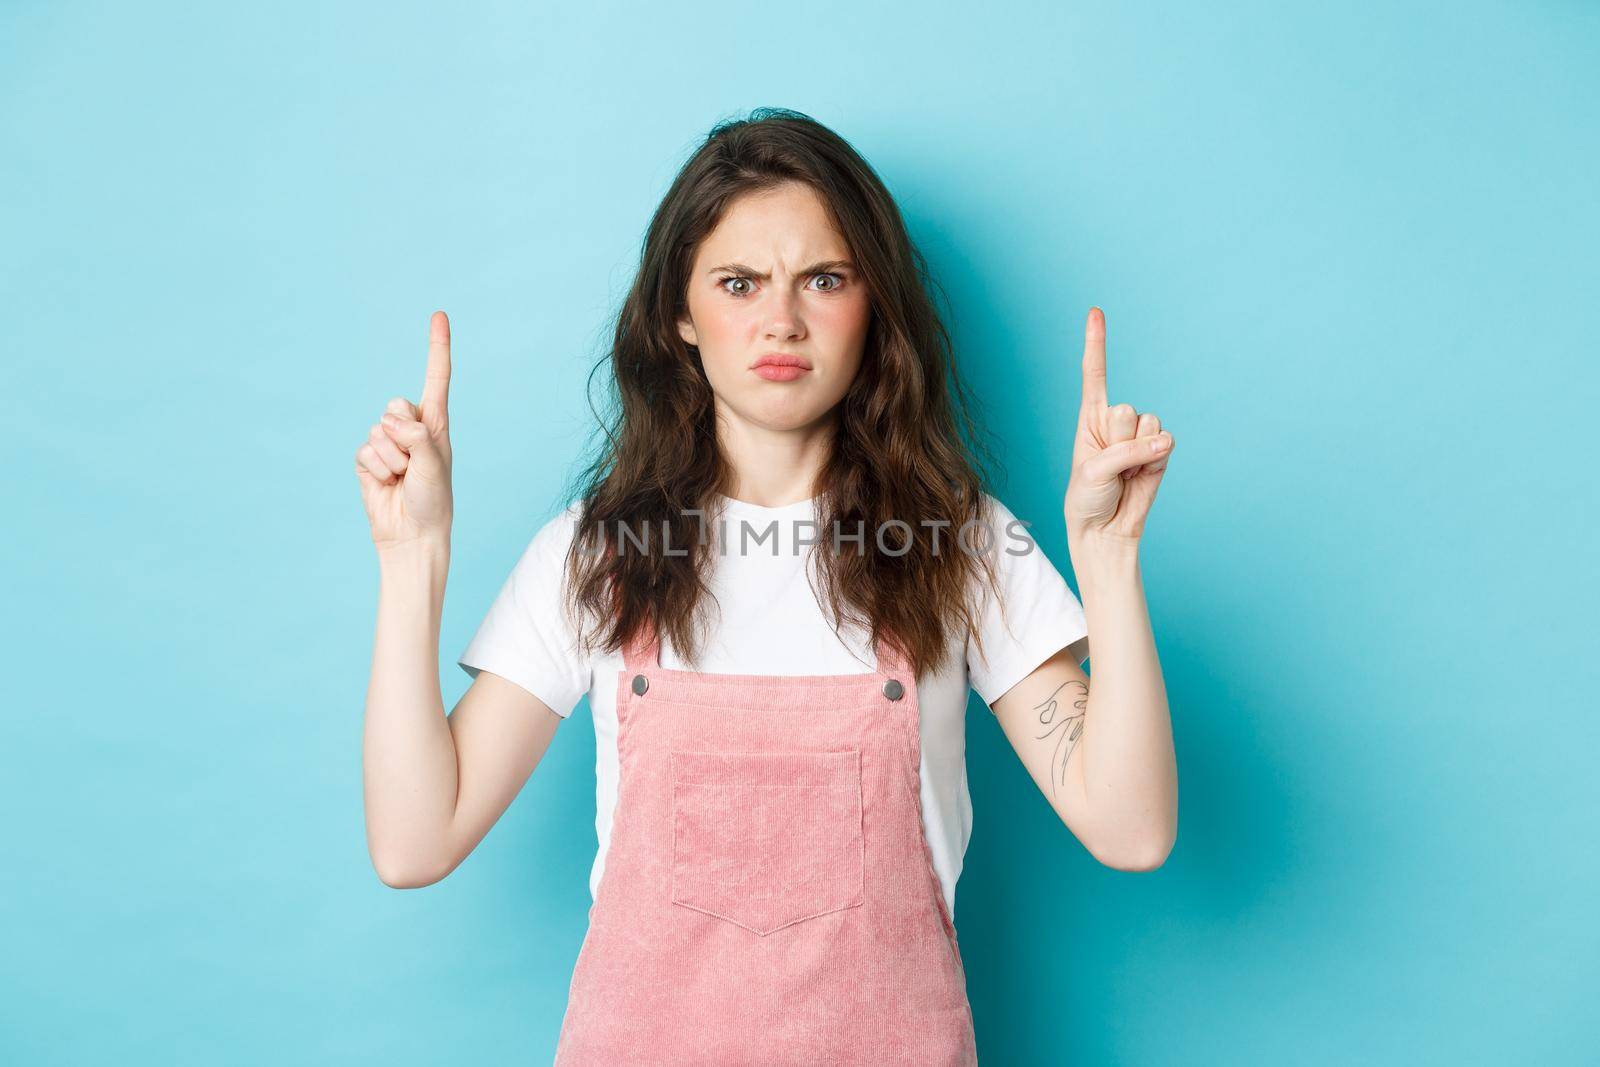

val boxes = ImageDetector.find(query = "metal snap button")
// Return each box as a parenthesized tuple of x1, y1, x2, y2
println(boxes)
(631, 673, 649, 696)
(882, 678, 905, 701)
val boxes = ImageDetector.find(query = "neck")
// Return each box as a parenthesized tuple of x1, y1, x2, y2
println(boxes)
(716, 406, 835, 507)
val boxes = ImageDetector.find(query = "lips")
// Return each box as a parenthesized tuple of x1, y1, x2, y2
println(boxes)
(751, 353, 812, 382)
(751, 353, 812, 370)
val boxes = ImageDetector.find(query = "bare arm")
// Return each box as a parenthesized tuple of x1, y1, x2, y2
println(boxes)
(990, 549, 1176, 871)
(361, 544, 565, 888)
(988, 305, 1179, 871)
(354, 311, 564, 888)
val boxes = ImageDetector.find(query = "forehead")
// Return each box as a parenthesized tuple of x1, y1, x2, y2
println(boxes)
(693, 182, 850, 264)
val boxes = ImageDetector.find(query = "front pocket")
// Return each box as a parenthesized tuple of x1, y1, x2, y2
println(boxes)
(669, 748, 865, 936)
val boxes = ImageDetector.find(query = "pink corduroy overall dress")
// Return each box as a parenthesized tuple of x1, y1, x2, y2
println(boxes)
(552, 618, 979, 1066)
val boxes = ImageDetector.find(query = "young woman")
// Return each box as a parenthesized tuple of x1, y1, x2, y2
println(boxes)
(357, 108, 1177, 1065)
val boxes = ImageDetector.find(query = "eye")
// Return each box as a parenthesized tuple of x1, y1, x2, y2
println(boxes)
(716, 272, 847, 297)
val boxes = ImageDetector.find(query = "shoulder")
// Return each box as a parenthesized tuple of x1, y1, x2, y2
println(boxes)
(964, 491, 1082, 629)
(969, 492, 1048, 576)
(494, 499, 589, 626)
(962, 492, 1089, 702)
(458, 499, 596, 713)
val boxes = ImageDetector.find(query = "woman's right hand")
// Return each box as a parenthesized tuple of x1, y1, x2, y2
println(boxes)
(355, 310, 455, 554)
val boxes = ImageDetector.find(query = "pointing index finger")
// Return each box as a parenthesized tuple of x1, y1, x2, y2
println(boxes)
(1080, 306, 1108, 412)
(421, 310, 451, 423)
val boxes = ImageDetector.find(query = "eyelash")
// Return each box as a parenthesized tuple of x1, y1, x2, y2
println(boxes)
(715, 273, 846, 298)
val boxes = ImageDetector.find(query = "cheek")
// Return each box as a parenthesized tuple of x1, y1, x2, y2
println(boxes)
(817, 293, 871, 343)
(691, 301, 755, 384)
(694, 298, 755, 345)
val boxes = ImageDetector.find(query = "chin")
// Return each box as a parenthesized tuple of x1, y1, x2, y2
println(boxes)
(735, 393, 838, 432)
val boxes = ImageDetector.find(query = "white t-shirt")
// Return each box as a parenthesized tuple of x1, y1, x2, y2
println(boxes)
(457, 492, 1089, 919)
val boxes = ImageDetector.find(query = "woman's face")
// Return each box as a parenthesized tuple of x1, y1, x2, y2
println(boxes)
(677, 181, 872, 434)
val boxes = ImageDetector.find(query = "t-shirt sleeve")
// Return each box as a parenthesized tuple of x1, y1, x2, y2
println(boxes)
(965, 494, 1090, 710)
(456, 503, 590, 717)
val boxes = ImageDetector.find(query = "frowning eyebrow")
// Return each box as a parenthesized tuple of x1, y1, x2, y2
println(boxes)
(705, 260, 855, 279)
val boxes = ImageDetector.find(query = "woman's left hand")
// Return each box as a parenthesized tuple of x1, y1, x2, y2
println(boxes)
(1063, 307, 1174, 553)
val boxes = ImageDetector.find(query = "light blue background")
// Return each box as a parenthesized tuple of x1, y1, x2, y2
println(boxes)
(4, 2, 1596, 1063)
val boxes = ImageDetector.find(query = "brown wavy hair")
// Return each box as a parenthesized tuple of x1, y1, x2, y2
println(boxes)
(560, 107, 1007, 677)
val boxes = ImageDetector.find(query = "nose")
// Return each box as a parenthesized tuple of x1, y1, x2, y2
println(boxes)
(762, 286, 805, 342)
